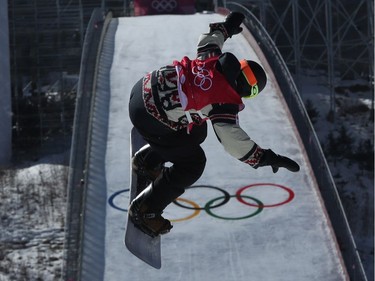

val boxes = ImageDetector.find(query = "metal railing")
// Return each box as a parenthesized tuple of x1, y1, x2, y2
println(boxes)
(63, 8, 110, 281)
(223, 2, 367, 281)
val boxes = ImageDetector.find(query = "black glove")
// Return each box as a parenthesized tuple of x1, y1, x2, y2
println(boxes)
(258, 149, 300, 173)
(209, 12, 245, 39)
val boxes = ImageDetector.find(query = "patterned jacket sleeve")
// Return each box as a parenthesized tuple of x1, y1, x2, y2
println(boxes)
(196, 30, 225, 52)
(209, 104, 264, 168)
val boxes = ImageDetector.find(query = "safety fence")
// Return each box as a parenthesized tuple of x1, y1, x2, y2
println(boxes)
(223, 2, 367, 281)
(63, 8, 112, 281)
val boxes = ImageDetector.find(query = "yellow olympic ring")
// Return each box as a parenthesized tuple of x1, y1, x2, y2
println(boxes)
(169, 197, 201, 222)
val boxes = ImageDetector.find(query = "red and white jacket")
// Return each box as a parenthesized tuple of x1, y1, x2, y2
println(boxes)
(173, 56, 243, 111)
(141, 31, 265, 168)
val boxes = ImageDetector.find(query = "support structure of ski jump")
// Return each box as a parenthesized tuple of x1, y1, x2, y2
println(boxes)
(64, 11, 367, 281)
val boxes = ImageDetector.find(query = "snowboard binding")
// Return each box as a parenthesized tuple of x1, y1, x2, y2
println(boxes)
(128, 185, 173, 238)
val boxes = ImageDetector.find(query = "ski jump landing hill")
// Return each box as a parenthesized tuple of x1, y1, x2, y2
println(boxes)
(64, 8, 367, 281)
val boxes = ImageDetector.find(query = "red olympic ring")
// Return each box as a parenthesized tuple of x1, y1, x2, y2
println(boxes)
(236, 183, 295, 208)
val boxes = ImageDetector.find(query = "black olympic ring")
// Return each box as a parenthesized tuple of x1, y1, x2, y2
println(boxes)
(151, 0, 177, 12)
(172, 185, 230, 210)
(205, 195, 263, 220)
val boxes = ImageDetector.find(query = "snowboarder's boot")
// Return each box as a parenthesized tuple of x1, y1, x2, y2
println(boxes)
(132, 144, 164, 181)
(128, 185, 172, 238)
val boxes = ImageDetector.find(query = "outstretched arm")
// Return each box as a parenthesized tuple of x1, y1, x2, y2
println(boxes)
(214, 122, 300, 173)
(196, 12, 245, 59)
(210, 104, 300, 173)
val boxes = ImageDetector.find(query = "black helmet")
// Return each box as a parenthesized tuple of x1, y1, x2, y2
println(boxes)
(238, 60, 267, 98)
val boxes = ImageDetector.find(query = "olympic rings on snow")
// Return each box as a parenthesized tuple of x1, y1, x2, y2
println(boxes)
(108, 183, 295, 221)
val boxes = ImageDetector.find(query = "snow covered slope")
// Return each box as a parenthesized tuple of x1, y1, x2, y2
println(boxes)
(82, 13, 348, 280)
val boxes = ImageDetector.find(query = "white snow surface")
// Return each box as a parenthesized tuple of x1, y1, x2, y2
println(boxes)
(88, 13, 349, 280)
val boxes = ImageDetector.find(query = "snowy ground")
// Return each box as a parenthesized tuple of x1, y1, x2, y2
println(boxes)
(0, 153, 69, 280)
(298, 72, 374, 278)
(0, 13, 373, 281)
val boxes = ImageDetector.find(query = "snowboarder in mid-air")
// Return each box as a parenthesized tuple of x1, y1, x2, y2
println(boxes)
(128, 11, 300, 238)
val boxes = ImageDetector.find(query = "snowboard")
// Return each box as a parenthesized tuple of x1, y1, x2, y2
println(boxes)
(124, 127, 162, 269)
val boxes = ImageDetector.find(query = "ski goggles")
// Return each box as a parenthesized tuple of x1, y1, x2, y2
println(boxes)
(240, 60, 259, 98)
